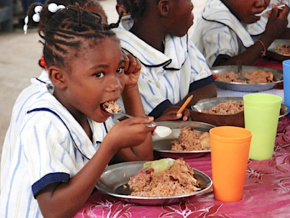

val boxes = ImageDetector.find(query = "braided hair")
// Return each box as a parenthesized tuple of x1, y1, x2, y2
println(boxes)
(76, 0, 108, 23)
(26, 0, 118, 70)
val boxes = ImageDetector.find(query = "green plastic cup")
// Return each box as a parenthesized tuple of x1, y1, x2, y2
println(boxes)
(243, 93, 282, 160)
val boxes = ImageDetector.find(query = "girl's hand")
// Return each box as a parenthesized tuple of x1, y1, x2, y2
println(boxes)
(265, 4, 289, 39)
(123, 53, 142, 86)
(156, 106, 191, 121)
(266, 3, 288, 17)
(107, 116, 155, 149)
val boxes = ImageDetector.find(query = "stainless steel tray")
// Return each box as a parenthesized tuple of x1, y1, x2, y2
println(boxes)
(191, 97, 289, 118)
(96, 161, 212, 205)
(152, 121, 215, 159)
(211, 65, 283, 92)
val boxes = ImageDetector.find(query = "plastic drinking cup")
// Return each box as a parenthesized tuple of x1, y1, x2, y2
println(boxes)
(210, 126, 252, 202)
(283, 60, 290, 108)
(243, 93, 282, 160)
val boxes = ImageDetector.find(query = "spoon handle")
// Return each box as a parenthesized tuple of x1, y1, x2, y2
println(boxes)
(112, 113, 156, 127)
(255, 4, 285, 16)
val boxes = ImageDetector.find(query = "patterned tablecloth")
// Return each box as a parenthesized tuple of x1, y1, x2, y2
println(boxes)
(74, 116, 290, 218)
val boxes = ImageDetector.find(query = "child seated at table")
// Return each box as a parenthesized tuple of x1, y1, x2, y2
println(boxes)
(113, 0, 246, 127)
(193, 0, 289, 67)
(0, 1, 155, 217)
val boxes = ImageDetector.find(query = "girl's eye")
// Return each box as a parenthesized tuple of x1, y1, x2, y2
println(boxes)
(94, 72, 104, 78)
(116, 67, 124, 74)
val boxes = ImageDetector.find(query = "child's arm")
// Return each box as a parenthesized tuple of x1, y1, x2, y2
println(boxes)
(155, 82, 217, 122)
(122, 54, 144, 116)
(36, 116, 154, 217)
(215, 5, 289, 66)
(112, 54, 154, 162)
(279, 27, 290, 39)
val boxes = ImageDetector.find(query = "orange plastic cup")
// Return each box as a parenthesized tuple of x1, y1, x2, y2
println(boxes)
(210, 126, 252, 202)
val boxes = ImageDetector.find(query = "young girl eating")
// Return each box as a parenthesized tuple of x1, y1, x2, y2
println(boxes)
(0, 1, 155, 217)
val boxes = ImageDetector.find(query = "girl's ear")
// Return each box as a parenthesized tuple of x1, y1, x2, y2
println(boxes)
(116, 5, 128, 16)
(48, 66, 67, 89)
(158, 0, 170, 16)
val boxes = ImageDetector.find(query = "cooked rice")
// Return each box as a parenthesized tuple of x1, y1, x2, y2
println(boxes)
(242, 70, 274, 83)
(214, 71, 243, 83)
(128, 159, 200, 197)
(203, 100, 244, 115)
(171, 127, 210, 151)
(103, 101, 121, 113)
(214, 70, 274, 83)
(275, 44, 290, 56)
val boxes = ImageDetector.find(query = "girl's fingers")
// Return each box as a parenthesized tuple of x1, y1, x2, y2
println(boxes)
(122, 53, 130, 72)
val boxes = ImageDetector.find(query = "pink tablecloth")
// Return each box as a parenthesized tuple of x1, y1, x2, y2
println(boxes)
(74, 116, 290, 217)
(254, 57, 283, 71)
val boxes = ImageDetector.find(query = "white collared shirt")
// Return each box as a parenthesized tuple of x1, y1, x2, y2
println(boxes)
(114, 19, 213, 117)
(0, 74, 112, 217)
(193, 0, 268, 67)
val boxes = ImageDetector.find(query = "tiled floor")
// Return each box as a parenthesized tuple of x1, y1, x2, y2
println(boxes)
(0, 0, 206, 156)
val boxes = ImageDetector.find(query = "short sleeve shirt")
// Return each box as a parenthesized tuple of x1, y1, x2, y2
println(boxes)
(114, 19, 214, 117)
(193, 0, 268, 67)
(0, 76, 112, 218)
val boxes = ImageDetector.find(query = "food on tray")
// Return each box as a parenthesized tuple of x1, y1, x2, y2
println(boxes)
(214, 70, 274, 83)
(171, 127, 210, 151)
(275, 44, 290, 56)
(128, 158, 200, 197)
(203, 100, 244, 115)
(102, 101, 121, 113)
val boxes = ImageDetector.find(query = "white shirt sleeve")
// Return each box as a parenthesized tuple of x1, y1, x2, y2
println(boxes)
(203, 24, 239, 66)
(137, 65, 171, 114)
(21, 113, 81, 187)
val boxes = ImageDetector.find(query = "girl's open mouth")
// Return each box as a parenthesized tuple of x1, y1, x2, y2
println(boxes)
(101, 100, 121, 114)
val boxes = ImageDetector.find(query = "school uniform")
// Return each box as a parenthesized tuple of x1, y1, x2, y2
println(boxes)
(0, 73, 112, 217)
(114, 19, 214, 118)
(193, 0, 268, 67)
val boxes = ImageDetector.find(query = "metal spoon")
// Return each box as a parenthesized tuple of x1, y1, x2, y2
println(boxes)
(255, 4, 285, 17)
(154, 126, 172, 138)
(112, 112, 172, 138)
(236, 61, 247, 81)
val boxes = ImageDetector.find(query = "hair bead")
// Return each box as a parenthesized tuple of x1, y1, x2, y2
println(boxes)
(47, 3, 65, 13)
(48, 3, 58, 13)
(34, 5, 43, 13)
(23, 16, 28, 34)
(32, 13, 40, 22)
(57, 5, 65, 10)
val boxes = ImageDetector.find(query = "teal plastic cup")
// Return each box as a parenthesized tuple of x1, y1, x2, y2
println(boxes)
(243, 93, 282, 160)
